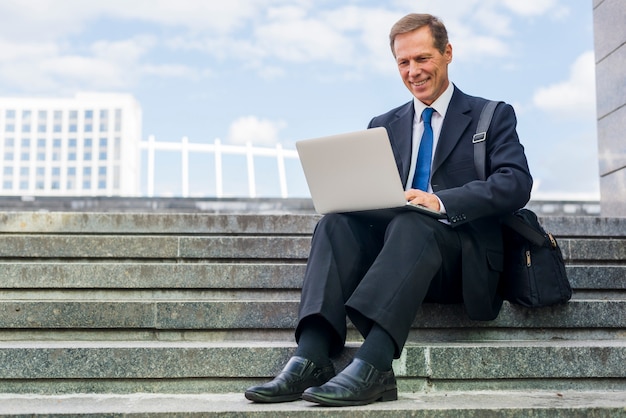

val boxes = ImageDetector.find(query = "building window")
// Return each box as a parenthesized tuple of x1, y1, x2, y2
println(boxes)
(114, 109, 122, 131)
(5, 109, 15, 118)
(5, 124, 14, 132)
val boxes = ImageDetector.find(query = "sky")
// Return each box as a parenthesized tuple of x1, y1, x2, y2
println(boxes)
(0, 0, 600, 199)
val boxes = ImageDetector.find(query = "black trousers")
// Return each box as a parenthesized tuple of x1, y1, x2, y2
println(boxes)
(296, 211, 463, 358)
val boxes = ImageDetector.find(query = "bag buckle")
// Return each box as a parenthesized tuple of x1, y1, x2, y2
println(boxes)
(473, 132, 486, 143)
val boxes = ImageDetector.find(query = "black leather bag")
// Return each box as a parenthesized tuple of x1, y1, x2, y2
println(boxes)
(473, 101, 572, 307)
(500, 209, 572, 307)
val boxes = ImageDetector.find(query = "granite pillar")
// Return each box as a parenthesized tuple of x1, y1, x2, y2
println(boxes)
(593, 0, 626, 216)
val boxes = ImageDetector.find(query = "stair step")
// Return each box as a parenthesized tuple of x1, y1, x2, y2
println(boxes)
(0, 300, 624, 330)
(0, 212, 320, 234)
(0, 391, 625, 417)
(0, 235, 624, 261)
(0, 262, 306, 289)
(1, 212, 624, 237)
(0, 263, 624, 290)
(0, 341, 623, 383)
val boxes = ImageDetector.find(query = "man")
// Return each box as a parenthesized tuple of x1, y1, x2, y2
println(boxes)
(245, 13, 532, 407)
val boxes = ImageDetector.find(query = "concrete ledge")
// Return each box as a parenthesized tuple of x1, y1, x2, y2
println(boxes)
(0, 391, 625, 417)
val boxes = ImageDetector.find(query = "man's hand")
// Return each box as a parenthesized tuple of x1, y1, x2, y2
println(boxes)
(405, 189, 441, 211)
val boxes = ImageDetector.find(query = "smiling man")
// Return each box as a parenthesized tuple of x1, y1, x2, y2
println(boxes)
(245, 13, 533, 407)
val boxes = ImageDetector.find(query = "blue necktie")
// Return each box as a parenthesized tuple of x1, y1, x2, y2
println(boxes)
(412, 107, 434, 191)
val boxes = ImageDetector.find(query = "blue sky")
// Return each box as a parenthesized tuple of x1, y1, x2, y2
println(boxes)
(0, 0, 599, 199)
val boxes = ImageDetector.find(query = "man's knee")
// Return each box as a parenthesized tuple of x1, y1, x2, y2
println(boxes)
(386, 212, 437, 238)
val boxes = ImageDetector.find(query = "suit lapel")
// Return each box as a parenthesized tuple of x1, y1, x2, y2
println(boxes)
(432, 88, 472, 175)
(387, 102, 414, 187)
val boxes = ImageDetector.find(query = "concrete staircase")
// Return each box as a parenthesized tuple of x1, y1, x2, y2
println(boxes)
(0, 211, 624, 416)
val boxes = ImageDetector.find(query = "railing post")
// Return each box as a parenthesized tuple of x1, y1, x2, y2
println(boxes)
(215, 139, 223, 198)
(147, 135, 155, 197)
(246, 142, 256, 198)
(181, 136, 189, 198)
(276, 143, 288, 198)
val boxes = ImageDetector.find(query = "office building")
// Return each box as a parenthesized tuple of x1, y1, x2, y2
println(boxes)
(0, 93, 141, 196)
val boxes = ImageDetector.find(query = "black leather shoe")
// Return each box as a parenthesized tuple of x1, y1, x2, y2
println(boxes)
(302, 358, 397, 407)
(244, 356, 335, 403)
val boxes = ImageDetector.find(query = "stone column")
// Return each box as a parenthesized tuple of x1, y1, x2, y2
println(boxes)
(593, 0, 626, 216)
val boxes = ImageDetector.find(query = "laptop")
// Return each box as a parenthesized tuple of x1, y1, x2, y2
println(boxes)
(295, 127, 445, 219)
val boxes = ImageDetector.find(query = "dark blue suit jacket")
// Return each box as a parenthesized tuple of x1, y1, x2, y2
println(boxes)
(367, 86, 533, 320)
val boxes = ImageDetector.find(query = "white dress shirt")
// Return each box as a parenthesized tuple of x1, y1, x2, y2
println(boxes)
(405, 82, 455, 193)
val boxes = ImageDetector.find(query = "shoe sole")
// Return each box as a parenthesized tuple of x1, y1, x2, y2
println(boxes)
(244, 390, 302, 403)
(302, 388, 398, 407)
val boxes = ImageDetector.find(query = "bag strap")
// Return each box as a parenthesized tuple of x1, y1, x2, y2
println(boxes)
(472, 100, 500, 182)
(472, 101, 547, 247)
(501, 213, 547, 246)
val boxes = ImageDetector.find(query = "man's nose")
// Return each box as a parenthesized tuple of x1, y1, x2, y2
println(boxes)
(409, 61, 421, 77)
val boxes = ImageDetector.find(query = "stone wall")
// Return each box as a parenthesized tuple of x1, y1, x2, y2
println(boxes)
(594, 0, 626, 216)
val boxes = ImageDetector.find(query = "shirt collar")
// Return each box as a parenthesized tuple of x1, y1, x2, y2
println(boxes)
(413, 82, 454, 121)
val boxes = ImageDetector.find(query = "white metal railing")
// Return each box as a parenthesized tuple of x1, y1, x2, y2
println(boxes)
(140, 136, 300, 198)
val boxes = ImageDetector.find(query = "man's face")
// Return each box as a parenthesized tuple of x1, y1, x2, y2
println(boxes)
(393, 26, 452, 106)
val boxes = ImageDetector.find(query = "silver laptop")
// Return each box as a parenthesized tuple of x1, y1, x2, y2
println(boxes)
(295, 127, 445, 218)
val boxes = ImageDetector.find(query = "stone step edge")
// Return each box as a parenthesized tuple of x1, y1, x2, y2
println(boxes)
(1, 339, 624, 348)
(0, 391, 625, 416)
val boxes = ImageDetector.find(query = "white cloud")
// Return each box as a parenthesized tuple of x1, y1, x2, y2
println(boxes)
(227, 116, 287, 146)
(532, 51, 596, 118)
(502, 0, 568, 18)
(0, 0, 268, 39)
(0, 34, 206, 93)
